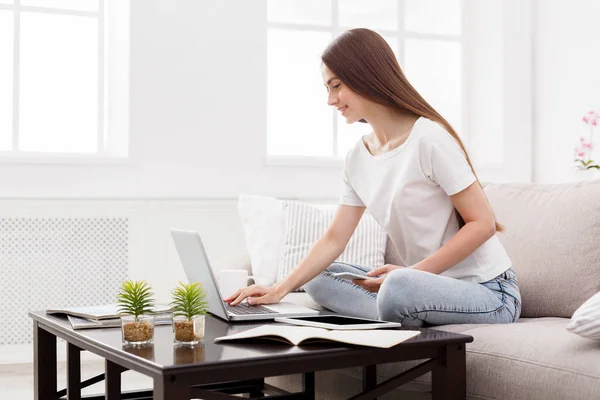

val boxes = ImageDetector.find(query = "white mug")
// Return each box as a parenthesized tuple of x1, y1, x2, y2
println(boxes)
(218, 269, 256, 299)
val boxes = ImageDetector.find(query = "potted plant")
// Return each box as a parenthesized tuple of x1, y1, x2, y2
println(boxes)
(116, 280, 156, 346)
(170, 281, 208, 346)
(574, 110, 600, 178)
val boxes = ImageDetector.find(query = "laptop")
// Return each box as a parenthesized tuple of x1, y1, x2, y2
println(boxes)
(171, 229, 320, 321)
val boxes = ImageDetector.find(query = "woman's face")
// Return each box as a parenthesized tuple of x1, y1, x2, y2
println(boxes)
(322, 64, 366, 124)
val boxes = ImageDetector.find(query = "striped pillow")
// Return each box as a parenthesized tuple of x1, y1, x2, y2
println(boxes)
(566, 292, 600, 340)
(278, 200, 386, 291)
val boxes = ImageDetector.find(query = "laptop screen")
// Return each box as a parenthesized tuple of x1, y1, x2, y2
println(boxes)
(170, 229, 230, 321)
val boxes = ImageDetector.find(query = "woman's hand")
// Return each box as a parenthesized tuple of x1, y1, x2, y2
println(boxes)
(224, 284, 285, 306)
(352, 264, 404, 293)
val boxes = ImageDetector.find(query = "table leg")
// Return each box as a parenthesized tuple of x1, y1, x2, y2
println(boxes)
(154, 375, 191, 400)
(67, 343, 82, 400)
(105, 360, 125, 399)
(363, 365, 377, 393)
(248, 378, 265, 397)
(34, 321, 57, 400)
(303, 372, 315, 400)
(432, 344, 466, 400)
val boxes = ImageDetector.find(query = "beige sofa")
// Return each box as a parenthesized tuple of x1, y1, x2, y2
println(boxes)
(216, 181, 600, 399)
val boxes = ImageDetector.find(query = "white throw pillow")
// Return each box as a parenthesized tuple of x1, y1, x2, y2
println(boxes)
(278, 200, 387, 291)
(566, 291, 600, 340)
(237, 194, 284, 287)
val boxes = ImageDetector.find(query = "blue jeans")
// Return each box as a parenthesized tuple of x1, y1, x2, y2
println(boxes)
(303, 262, 522, 327)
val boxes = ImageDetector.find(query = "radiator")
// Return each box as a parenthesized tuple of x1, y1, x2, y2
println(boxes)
(0, 217, 129, 345)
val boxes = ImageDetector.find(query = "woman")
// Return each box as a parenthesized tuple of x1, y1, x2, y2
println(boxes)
(225, 28, 521, 327)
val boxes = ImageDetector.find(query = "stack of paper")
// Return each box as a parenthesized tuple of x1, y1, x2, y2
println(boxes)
(46, 304, 173, 330)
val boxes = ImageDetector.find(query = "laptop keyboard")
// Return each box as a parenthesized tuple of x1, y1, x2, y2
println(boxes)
(224, 302, 278, 315)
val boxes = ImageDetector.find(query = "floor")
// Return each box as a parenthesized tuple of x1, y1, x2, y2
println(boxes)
(0, 357, 152, 399)
(1, 359, 426, 399)
(1, 357, 260, 398)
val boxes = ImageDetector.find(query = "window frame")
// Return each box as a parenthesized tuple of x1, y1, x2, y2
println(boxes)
(265, 0, 467, 168)
(0, 0, 130, 164)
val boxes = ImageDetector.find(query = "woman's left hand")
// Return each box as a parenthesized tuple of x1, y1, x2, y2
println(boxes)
(352, 264, 404, 293)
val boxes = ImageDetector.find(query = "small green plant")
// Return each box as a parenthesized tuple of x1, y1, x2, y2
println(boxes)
(116, 280, 155, 320)
(170, 281, 208, 320)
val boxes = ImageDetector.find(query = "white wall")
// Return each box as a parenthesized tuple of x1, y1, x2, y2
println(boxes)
(533, 0, 600, 183)
(466, 0, 533, 183)
(3, 0, 599, 199)
(0, 0, 342, 199)
(2, 0, 599, 365)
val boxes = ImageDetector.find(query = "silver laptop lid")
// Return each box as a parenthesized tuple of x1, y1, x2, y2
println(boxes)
(170, 229, 231, 321)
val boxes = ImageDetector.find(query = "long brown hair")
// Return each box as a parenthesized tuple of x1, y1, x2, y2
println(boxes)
(323, 28, 502, 232)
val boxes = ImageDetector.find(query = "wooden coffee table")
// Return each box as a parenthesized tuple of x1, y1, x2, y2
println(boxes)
(30, 311, 473, 399)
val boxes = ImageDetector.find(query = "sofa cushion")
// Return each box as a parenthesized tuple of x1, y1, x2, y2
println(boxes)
(567, 291, 600, 340)
(238, 194, 285, 286)
(384, 236, 403, 266)
(238, 195, 386, 290)
(279, 293, 600, 399)
(278, 200, 386, 291)
(483, 180, 600, 318)
(344, 318, 600, 400)
(438, 318, 600, 399)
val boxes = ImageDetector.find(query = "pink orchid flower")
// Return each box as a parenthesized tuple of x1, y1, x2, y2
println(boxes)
(583, 110, 600, 125)
(577, 137, 593, 150)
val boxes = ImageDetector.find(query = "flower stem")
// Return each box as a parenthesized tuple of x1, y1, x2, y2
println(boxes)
(591, 125, 596, 164)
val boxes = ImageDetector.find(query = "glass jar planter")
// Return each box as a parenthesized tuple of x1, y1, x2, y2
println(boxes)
(121, 315, 154, 346)
(124, 342, 155, 360)
(173, 315, 205, 346)
(174, 342, 205, 364)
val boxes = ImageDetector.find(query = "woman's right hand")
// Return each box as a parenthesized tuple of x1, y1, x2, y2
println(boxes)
(224, 284, 285, 306)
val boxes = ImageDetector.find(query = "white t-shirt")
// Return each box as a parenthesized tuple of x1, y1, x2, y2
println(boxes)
(339, 117, 511, 283)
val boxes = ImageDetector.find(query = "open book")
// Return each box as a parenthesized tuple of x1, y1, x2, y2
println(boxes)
(47, 304, 172, 321)
(214, 325, 421, 348)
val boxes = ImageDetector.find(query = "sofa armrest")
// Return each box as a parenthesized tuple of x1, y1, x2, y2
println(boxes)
(210, 252, 252, 275)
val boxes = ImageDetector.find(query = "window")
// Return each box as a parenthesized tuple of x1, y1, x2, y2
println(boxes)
(0, 0, 129, 161)
(266, 0, 463, 163)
